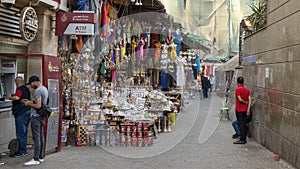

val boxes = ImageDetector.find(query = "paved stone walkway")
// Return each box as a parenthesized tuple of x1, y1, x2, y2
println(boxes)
(0, 92, 296, 169)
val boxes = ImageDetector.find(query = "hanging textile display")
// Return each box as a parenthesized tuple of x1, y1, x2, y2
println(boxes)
(101, 0, 109, 37)
(176, 64, 185, 87)
(136, 39, 145, 61)
(76, 0, 89, 11)
(74, 35, 83, 53)
(168, 44, 177, 62)
(196, 54, 201, 72)
(154, 41, 162, 58)
(131, 37, 137, 61)
(100, 59, 106, 75)
(160, 69, 168, 89)
(165, 30, 173, 45)
(173, 29, 182, 56)
(111, 53, 116, 83)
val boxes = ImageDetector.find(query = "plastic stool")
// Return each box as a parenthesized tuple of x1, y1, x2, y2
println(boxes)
(220, 107, 230, 121)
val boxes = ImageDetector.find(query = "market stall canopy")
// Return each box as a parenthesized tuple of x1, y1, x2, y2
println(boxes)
(202, 55, 225, 62)
(182, 34, 211, 53)
(220, 54, 239, 71)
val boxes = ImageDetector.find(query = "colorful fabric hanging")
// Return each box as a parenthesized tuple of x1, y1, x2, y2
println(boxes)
(111, 53, 116, 83)
(76, 0, 89, 11)
(131, 38, 137, 61)
(101, 0, 109, 37)
(196, 54, 201, 72)
(176, 64, 185, 87)
(154, 42, 162, 58)
(160, 70, 169, 89)
(100, 59, 106, 74)
(74, 35, 83, 53)
(173, 30, 182, 56)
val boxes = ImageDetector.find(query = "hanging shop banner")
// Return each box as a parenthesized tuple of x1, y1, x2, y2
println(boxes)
(19, 7, 38, 42)
(55, 12, 96, 36)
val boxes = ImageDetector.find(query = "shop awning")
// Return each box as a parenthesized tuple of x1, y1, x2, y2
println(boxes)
(182, 34, 211, 53)
(221, 54, 239, 71)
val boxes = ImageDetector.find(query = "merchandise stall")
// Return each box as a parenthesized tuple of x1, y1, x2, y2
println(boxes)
(58, 0, 213, 148)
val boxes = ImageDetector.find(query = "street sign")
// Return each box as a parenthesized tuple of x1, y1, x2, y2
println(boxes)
(55, 11, 96, 36)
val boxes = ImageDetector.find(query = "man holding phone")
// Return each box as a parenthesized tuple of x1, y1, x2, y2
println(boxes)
(9, 77, 31, 157)
(23, 76, 48, 166)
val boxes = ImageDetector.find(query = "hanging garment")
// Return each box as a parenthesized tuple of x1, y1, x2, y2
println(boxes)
(176, 64, 185, 87)
(173, 30, 182, 56)
(100, 59, 106, 74)
(136, 39, 145, 61)
(160, 70, 169, 89)
(125, 42, 131, 56)
(101, 0, 108, 37)
(150, 31, 159, 48)
(192, 65, 198, 80)
(122, 46, 126, 59)
(169, 45, 177, 62)
(131, 39, 137, 61)
(166, 36, 174, 45)
(74, 35, 83, 53)
(154, 42, 162, 58)
(196, 55, 201, 72)
(76, 0, 89, 11)
(209, 64, 214, 75)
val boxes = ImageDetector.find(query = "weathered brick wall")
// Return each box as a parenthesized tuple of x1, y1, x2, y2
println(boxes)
(243, 1, 300, 168)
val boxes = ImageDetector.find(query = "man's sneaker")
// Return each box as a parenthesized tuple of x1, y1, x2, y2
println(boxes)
(24, 159, 40, 166)
(39, 158, 44, 162)
(14, 152, 28, 158)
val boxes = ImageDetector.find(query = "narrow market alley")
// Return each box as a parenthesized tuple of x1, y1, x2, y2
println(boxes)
(0, 92, 294, 169)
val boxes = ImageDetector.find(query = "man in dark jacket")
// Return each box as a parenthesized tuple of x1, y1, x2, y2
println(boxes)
(9, 77, 31, 157)
(201, 75, 211, 98)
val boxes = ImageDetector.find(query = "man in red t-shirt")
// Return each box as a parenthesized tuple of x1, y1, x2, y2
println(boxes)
(234, 76, 251, 144)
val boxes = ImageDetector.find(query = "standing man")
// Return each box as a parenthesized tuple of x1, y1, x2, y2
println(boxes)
(234, 76, 251, 144)
(9, 77, 31, 157)
(23, 76, 48, 166)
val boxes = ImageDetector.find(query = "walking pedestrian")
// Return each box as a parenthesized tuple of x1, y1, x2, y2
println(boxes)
(209, 75, 215, 92)
(233, 76, 251, 144)
(23, 76, 48, 166)
(201, 75, 211, 98)
(9, 77, 31, 157)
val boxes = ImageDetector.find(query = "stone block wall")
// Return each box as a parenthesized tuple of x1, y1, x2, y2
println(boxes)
(242, 1, 300, 168)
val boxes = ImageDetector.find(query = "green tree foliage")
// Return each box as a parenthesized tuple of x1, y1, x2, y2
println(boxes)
(246, 0, 267, 31)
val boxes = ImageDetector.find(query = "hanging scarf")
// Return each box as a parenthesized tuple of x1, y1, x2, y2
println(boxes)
(101, 0, 108, 37)
(196, 55, 201, 72)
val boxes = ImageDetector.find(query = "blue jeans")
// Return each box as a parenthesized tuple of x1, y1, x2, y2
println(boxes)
(232, 119, 240, 135)
(15, 110, 31, 154)
(30, 116, 45, 161)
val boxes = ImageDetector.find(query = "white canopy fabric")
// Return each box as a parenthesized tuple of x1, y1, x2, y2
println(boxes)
(161, 0, 259, 57)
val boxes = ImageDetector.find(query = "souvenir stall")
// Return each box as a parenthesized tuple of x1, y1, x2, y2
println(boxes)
(59, 0, 190, 148)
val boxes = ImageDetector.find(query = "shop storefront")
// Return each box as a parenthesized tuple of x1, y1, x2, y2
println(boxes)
(0, 0, 68, 153)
